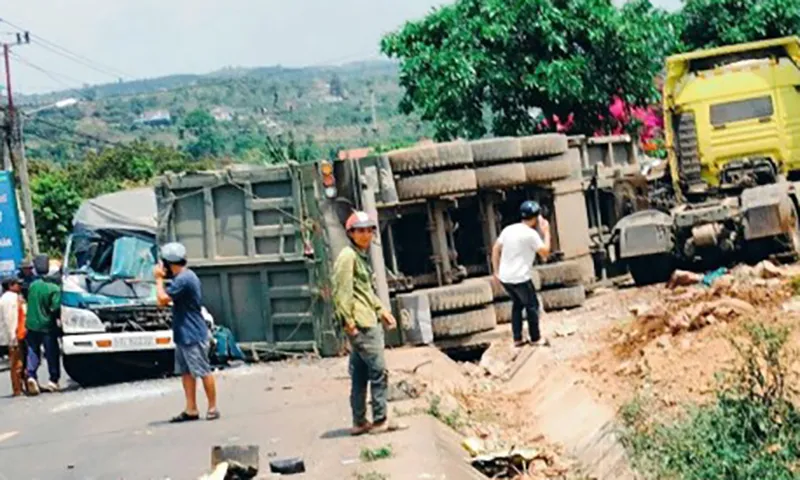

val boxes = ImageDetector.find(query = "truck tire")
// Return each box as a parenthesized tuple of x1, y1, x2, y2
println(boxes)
(470, 138, 523, 164)
(523, 157, 573, 184)
(627, 254, 673, 286)
(395, 169, 477, 200)
(540, 285, 586, 311)
(424, 279, 493, 313)
(387, 141, 473, 173)
(519, 134, 569, 158)
(481, 273, 541, 300)
(494, 300, 513, 324)
(432, 306, 497, 339)
(475, 163, 528, 189)
(533, 261, 583, 288)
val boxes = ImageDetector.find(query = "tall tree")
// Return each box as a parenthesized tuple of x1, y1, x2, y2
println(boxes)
(680, 0, 800, 51)
(381, 0, 681, 139)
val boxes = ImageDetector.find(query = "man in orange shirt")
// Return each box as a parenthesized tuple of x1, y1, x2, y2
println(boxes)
(0, 276, 25, 396)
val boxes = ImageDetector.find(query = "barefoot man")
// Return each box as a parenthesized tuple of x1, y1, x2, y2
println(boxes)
(332, 211, 405, 435)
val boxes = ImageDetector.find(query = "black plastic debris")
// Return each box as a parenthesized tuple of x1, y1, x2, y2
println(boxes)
(269, 457, 306, 475)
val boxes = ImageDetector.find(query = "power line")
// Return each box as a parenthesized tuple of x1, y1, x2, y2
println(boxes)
(0, 17, 131, 80)
(9, 51, 88, 95)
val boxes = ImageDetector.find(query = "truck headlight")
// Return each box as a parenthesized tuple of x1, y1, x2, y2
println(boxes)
(61, 306, 105, 334)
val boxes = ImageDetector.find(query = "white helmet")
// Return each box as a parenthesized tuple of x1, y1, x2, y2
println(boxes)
(161, 242, 187, 263)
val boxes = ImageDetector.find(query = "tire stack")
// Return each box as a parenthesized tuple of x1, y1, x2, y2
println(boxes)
(469, 134, 575, 189)
(387, 141, 478, 201)
(420, 279, 498, 340)
(533, 260, 587, 312)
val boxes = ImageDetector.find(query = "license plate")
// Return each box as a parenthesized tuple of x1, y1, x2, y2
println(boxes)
(113, 336, 154, 348)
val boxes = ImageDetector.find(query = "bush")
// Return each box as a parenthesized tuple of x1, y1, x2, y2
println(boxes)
(621, 323, 800, 480)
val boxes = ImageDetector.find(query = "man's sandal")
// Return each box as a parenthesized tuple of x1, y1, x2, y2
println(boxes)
(370, 420, 409, 434)
(169, 411, 200, 423)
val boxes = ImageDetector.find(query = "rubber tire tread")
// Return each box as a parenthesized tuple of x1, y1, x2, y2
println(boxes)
(494, 301, 513, 325)
(395, 169, 477, 201)
(481, 273, 541, 300)
(533, 261, 583, 289)
(470, 138, 523, 164)
(524, 157, 573, 184)
(519, 134, 569, 158)
(387, 144, 440, 173)
(540, 285, 586, 311)
(424, 279, 493, 313)
(432, 306, 497, 339)
(436, 141, 474, 169)
(476, 163, 528, 189)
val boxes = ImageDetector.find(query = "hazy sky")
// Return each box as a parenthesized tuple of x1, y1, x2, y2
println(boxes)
(3, 0, 682, 94)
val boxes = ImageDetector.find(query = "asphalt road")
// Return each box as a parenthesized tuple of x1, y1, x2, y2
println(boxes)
(0, 356, 375, 480)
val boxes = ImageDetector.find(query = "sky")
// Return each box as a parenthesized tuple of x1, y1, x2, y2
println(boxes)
(3, 0, 682, 94)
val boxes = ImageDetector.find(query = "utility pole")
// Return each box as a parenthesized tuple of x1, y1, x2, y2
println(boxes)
(3, 31, 38, 255)
(370, 90, 378, 134)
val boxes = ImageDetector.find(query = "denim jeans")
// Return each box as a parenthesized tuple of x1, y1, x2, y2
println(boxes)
(501, 280, 541, 343)
(26, 330, 61, 383)
(348, 325, 387, 427)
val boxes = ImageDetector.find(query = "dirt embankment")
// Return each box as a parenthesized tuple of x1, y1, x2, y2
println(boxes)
(575, 262, 800, 416)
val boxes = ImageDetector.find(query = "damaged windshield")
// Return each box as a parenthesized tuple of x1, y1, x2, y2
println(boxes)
(65, 231, 158, 299)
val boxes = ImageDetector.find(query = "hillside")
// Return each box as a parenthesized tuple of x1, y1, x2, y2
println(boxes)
(18, 60, 432, 164)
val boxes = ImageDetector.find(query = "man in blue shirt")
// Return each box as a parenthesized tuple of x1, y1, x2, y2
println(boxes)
(155, 242, 219, 423)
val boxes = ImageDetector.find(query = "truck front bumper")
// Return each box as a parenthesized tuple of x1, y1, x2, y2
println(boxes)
(62, 331, 174, 356)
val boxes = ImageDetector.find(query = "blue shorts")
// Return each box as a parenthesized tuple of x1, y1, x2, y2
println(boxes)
(174, 342, 211, 378)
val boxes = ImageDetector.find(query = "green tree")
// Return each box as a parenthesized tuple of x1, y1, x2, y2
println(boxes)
(181, 109, 226, 159)
(31, 170, 83, 254)
(681, 0, 800, 51)
(381, 0, 681, 138)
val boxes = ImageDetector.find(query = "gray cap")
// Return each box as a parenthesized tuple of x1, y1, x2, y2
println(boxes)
(161, 242, 187, 263)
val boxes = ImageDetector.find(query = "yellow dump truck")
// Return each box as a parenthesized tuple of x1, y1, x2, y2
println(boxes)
(613, 37, 800, 284)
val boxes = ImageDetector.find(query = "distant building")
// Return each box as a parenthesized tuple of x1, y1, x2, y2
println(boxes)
(337, 147, 373, 161)
(211, 107, 234, 122)
(135, 110, 172, 126)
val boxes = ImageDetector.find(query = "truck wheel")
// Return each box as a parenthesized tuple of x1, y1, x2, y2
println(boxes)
(432, 306, 497, 339)
(627, 254, 674, 286)
(470, 138, 523, 164)
(494, 300, 513, 324)
(519, 134, 569, 158)
(475, 163, 528, 189)
(540, 285, 586, 311)
(533, 261, 583, 288)
(480, 273, 541, 300)
(524, 156, 574, 184)
(387, 141, 473, 173)
(395, 169, 477, 200)
(423, 279, 493, 313)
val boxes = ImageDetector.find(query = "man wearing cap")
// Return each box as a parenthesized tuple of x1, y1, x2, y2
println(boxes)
(0, 276, 25, 396)
(155, 242, 219, 422)
(25, 254, 61, 394)
(332, 211, 403, 435)
(491, 200, 551, 348)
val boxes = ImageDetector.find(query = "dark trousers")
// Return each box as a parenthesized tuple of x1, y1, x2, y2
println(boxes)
(501, 280, 541, 342)
(26, 330, 60, 383)
(349, 325, 388, 427)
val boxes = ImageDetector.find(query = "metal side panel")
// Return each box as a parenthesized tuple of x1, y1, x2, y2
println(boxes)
(614, 209, 674, 258)
(193, 261, 322, 353)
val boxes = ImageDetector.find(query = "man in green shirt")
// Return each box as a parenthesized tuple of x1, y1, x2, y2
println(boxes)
(332, 211, 402, 436)
(25, 255, 61, 395)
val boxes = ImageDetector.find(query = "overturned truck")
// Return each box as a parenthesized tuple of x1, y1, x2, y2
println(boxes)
(155, 132, 600, 355)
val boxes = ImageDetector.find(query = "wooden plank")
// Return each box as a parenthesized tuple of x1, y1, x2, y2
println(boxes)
(252, 197, 295, 210)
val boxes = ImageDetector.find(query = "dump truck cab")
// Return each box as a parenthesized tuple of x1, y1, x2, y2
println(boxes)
(665, 36, 800, 197)
(614, 37, 800, 285)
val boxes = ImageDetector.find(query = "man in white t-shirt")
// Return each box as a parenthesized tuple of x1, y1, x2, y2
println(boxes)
(491, 200, 551, 347)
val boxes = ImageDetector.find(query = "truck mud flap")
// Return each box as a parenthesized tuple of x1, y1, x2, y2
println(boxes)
(613, 209, 673, 259)
(741, 183, 795, 241)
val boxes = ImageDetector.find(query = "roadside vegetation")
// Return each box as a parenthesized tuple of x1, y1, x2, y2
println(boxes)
(620, 323, 800, 479)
